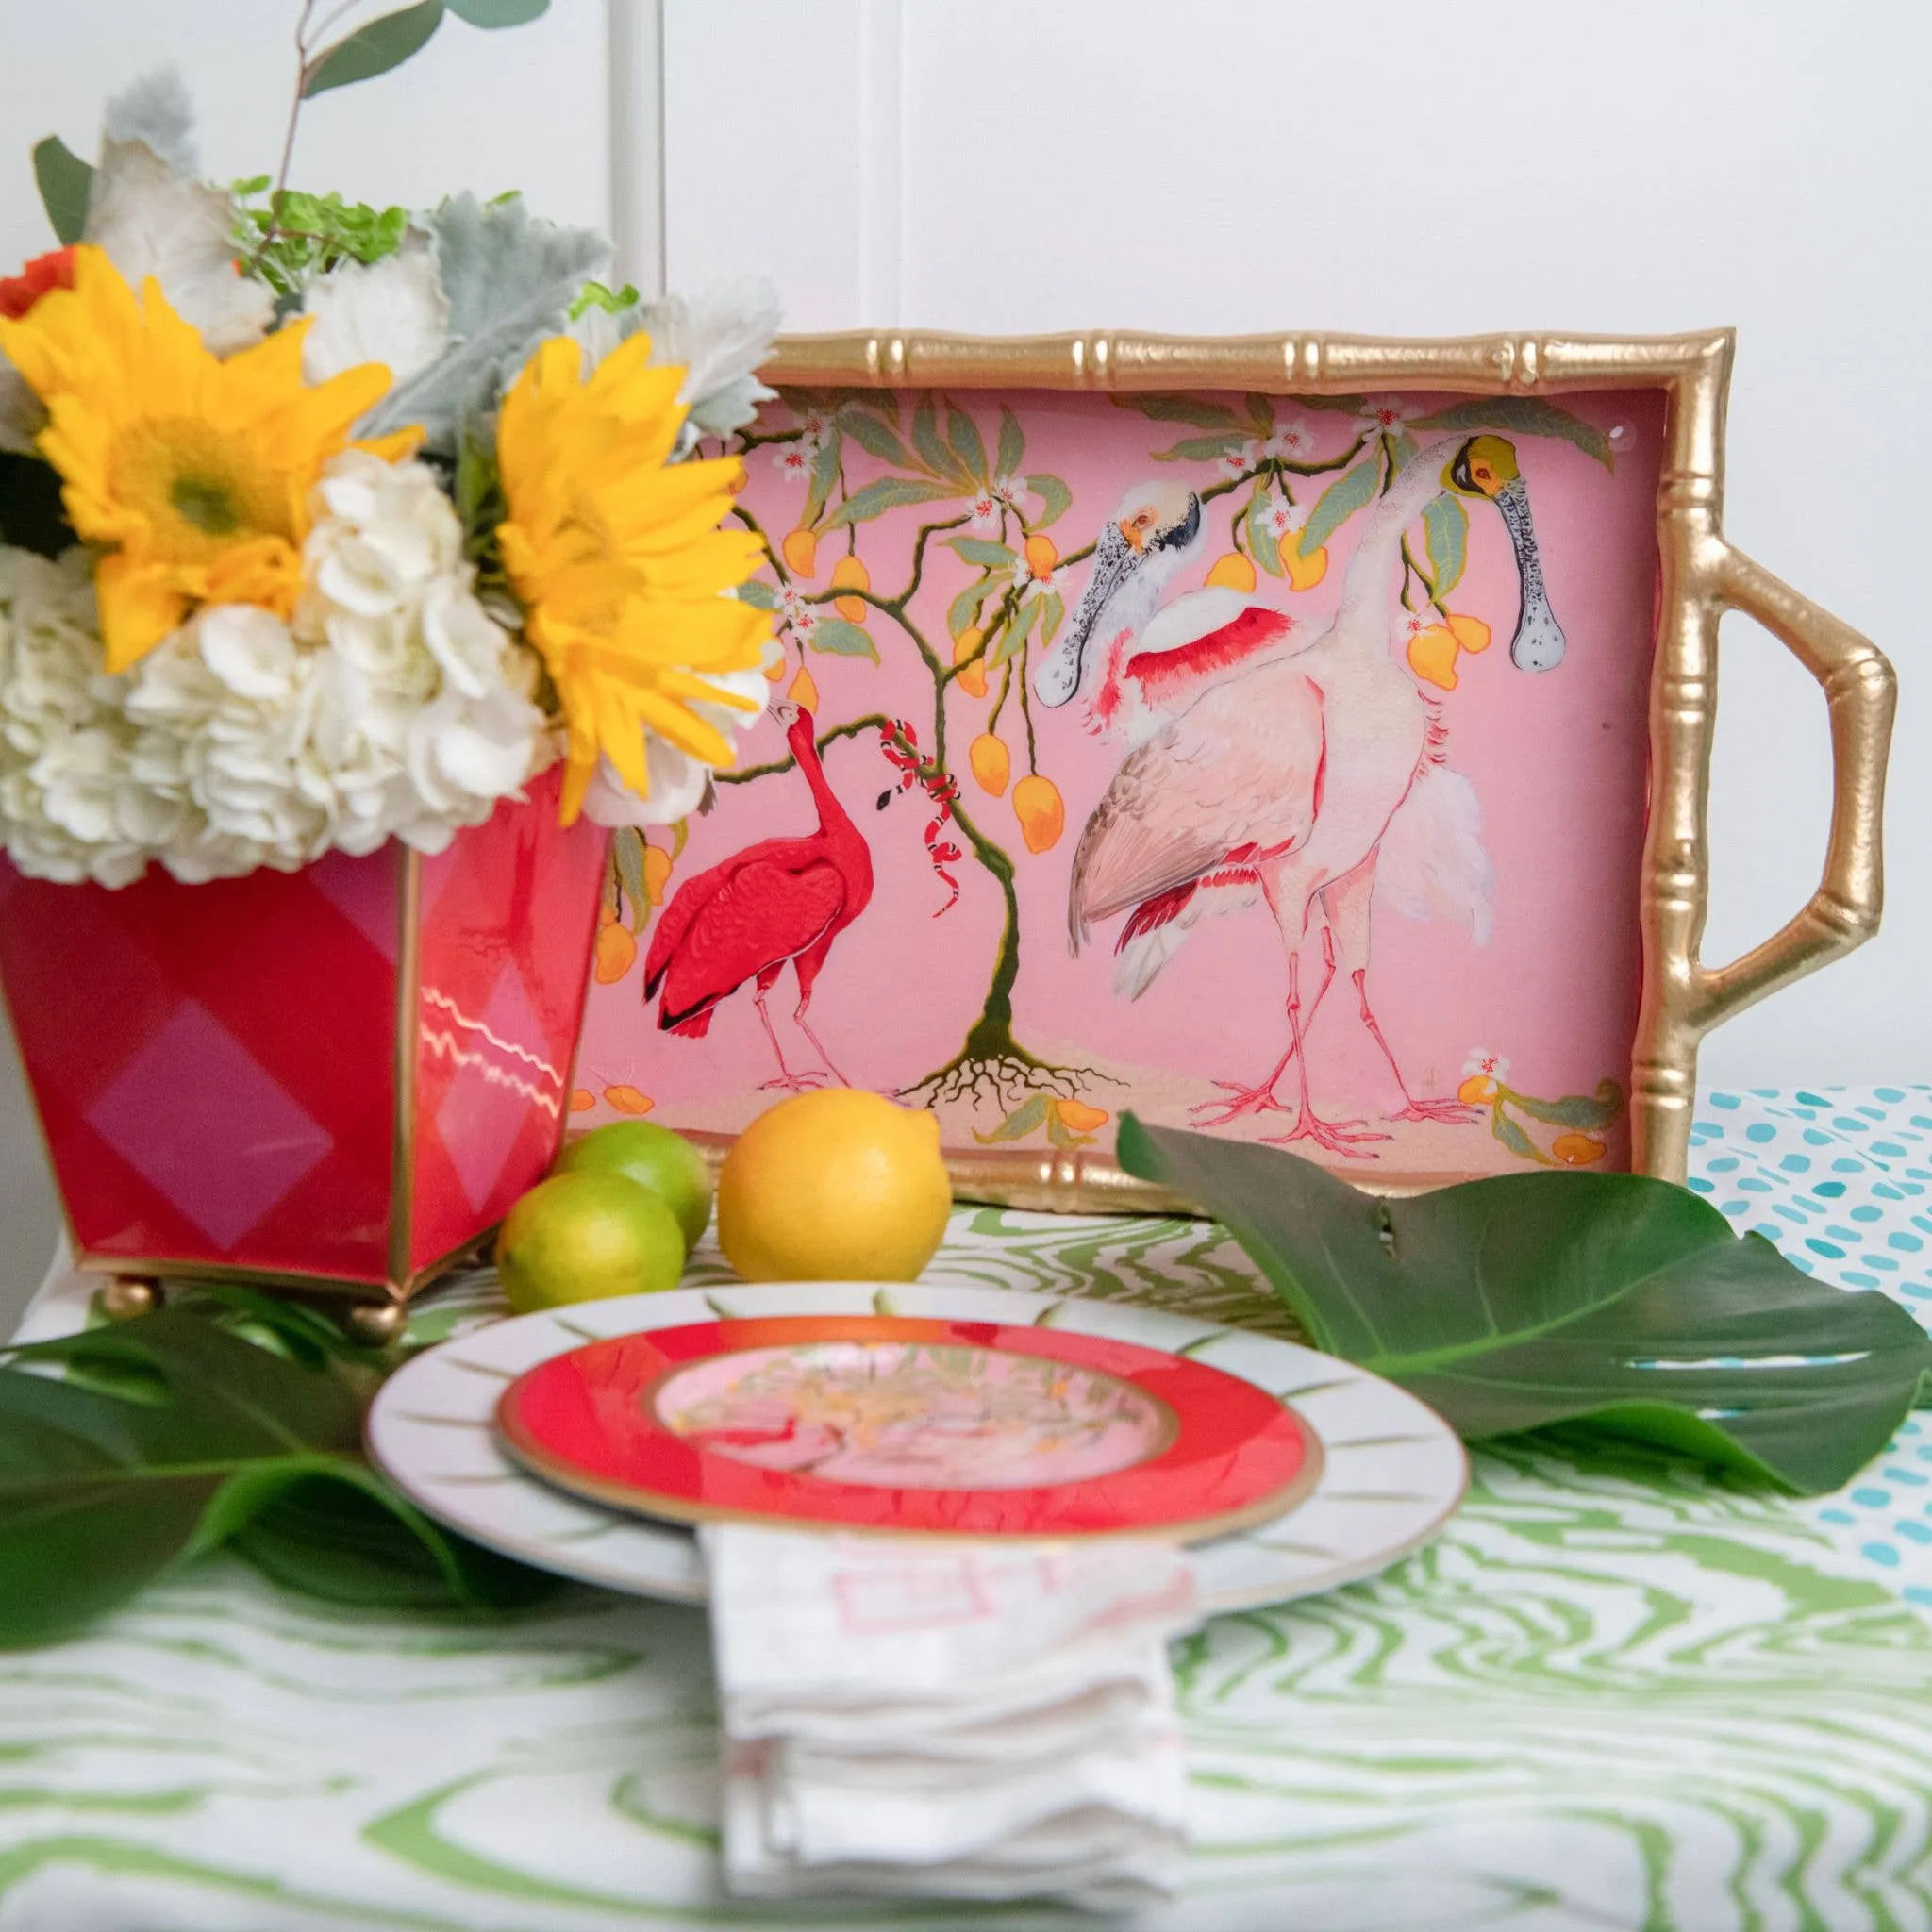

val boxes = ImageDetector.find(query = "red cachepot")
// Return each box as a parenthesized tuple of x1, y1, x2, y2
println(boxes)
(0, 766, 607, 1312)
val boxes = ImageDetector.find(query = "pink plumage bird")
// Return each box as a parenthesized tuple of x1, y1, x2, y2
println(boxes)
(643, 702, 873, 1091)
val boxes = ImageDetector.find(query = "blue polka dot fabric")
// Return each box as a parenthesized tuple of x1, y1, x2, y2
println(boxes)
(1692, 1087, 1932, 1609)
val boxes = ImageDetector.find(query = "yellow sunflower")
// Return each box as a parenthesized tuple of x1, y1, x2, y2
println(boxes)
(0, 244, 414, 671)
(495, 330, 770, 824)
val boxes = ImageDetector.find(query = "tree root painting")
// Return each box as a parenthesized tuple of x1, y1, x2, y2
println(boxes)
(577, 381, 1664, 1178)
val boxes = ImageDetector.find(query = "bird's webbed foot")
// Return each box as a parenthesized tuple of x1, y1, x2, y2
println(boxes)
(1191, 1078, 1294, 1125)
(1388, 1098, 1482, 1126)
(1263, 1110, 1389, 1158)
(758, 1070, 829, 1094)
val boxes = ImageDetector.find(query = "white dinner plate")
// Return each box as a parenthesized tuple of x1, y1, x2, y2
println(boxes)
(366, 1281, 1467, 1613)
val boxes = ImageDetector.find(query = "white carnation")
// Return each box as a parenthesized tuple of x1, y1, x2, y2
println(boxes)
(0, 453, 552, 888)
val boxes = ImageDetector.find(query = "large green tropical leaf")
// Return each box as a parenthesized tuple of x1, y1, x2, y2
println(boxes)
(0, 1296, 553, 1646)
(1115, 1118, 1932, 1494)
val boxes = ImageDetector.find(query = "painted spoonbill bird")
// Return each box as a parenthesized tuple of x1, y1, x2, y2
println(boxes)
(1041, 436, 1565, 1154)
(643, 701, 873, 1091)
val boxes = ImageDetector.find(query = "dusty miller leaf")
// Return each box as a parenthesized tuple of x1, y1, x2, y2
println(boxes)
(359, 191, 608, 451)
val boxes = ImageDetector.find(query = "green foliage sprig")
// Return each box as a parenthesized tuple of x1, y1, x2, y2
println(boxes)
(229, 177, 410, 305)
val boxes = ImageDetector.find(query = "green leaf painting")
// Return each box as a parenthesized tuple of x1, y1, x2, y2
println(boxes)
(1024, 474, 1073, 527)
(911, 395, 968, 485)
(1116, 1118, 1932, 1496)
(988, 597, 1039, 666)
(0, 1297, 552, 1646)
(1423, 494, 1468, 598)
(807, 617, 879, 660)
(945, 402, 988, 484)
(31, 135, 92, 245)
(995, 407, 1026, 480)
(821, 473, 958, 530)
(1110, 394, 1244, 431)
(1411, 396, 1615, 470)
(1153, 432, 1250, 464)
(304, 1, 447, 97)
(948, 537, 1018, 570)
(1246, 490, 1283, 576)
(947, 575, 996, 641)
(1302, 456, 1382, 551)
(802, 427, 842, 529)
(835, 408, 917, 471)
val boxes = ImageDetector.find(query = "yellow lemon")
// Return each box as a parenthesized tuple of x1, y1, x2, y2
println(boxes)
(557, 1119, 714, 1248)
(1447, 610, 1491, 654)
(1284, 539, 1327, 592)
(1055, 1097, 1109, 1133)
(570, 1088, 596, 1113)
(1457, 1074, 1498, 1105)
(496, 1171, 686, 1312)
(1407, 624, 1460, 691)
(1204, 551, 1256, 593)
(603, 1083, 655, 1115)
(593, 920, 637, 984)
(970, 730, 1009, 796)
(1012, 772, 1064, 854)
(830, 553, 870, 622)
(1024, 533, 1058, 579)
(788, 664, 821, 713)
(717, 1090, 953, 1282)
(780, 526, 817, 577)
(642, 843, 672, 906)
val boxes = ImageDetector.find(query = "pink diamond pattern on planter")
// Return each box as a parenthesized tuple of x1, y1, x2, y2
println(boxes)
(84, 1000, 335, 1252)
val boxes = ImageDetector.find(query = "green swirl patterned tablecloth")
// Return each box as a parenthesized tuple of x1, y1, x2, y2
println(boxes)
(5, 1088, 1932, 1931)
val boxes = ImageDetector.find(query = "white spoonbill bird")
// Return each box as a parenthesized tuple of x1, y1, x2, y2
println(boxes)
(1041, 436, 1565, 1156)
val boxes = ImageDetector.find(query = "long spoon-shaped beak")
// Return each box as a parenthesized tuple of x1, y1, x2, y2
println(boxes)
(1494, 476, 1566, 671)
(1035, 522, 1138, 708)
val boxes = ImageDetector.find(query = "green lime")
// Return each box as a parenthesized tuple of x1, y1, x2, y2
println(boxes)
(495, 1171, 686, 1314)
(555, 1120, 713, 1249)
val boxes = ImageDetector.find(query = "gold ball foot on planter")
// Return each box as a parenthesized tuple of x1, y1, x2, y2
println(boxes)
(343, 1300, 407, 1346)
(101, 1276, 161, 1321)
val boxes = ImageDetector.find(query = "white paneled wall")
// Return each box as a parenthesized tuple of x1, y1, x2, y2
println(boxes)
(661, 0, 1931, 1089)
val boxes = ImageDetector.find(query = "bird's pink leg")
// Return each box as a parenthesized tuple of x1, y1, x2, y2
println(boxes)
(755, 965, 822, 1092)
(794, 1004, 853, 1090)
(1352, 968, 1479, 1124)
(1191, 926, 1338, 1124)
(789, 942, 851, 1088)
(1262, 951, 1388, 1158)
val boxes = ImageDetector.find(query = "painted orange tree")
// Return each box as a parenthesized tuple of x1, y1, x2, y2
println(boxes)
(714, 388, 1102, 1109)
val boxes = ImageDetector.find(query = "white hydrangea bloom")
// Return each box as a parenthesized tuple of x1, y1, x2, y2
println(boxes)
(0, 453, 553, 888)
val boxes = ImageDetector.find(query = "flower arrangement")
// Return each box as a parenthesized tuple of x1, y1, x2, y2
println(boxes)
(0, 9, 779, 891)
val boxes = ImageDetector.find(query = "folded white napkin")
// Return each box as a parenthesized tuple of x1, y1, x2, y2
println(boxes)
(700, 1524, 1199, 1911)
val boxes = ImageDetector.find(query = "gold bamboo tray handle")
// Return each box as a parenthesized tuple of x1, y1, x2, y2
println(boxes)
(1686, 544, 1895, 1036)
